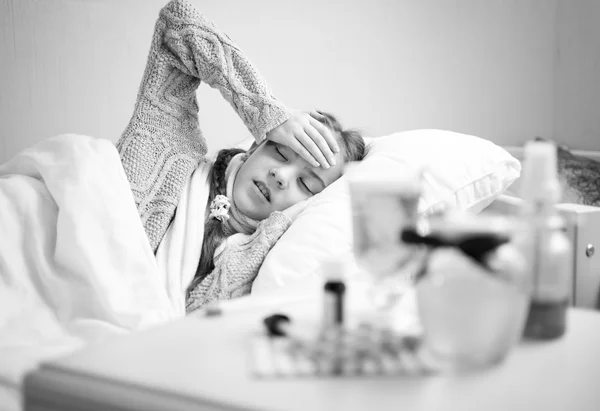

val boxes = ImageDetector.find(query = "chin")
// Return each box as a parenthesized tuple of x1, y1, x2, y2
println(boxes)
(250, 204, 271, 220)
(237, 194, 268, 221)
(254, 205, 273, 220)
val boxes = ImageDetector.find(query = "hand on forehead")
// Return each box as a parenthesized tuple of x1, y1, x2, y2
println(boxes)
(265, 110, 341, 170)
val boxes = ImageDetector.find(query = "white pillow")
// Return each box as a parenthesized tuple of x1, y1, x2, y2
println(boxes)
(246, 129, 521, 294)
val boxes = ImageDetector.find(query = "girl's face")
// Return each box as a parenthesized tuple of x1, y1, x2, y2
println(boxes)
(233, 140, 345, 220)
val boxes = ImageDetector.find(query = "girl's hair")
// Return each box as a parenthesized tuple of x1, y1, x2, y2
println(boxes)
(187, 147, 245, 295)
(186, 111, 368, 297)
(316, 111, 368, 163)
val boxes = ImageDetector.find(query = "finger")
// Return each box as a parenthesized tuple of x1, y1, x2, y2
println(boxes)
(303, 125, 336, 167)
(309, 116, 340, 154)
(309, 110, 326, 121)
(288, 138, 321, 168)
(295, 130, 331, 169)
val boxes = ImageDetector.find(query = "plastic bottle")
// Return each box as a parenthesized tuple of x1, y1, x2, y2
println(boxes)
(519, 140, 572, 340)
(322, 258, 346, 330)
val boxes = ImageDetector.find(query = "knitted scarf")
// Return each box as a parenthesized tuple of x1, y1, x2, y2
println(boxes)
(221, 153, 260, 236)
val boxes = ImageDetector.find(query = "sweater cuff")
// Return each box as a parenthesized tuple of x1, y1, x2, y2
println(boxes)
(250, 105, 293, 143)
(261, 210, 293, 244)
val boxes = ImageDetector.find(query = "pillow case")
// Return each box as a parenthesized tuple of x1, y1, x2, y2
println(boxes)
(244, 129, 521, 294)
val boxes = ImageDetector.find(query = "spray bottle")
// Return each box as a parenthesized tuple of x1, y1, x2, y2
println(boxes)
(519, 140, 572, 340)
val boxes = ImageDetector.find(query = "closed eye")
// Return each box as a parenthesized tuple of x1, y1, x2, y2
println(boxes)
(275, 147, 287, 161)
(299, 178, 315, 195)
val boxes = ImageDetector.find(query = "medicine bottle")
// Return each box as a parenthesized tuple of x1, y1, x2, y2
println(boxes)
(519, 140, 572, 340)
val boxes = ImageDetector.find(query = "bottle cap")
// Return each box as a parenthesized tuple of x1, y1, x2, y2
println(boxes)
(520, 140, 561, 204)
(263, 313, 291, 337)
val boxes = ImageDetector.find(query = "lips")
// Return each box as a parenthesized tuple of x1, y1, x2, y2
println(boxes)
(254, 180, 271, 202)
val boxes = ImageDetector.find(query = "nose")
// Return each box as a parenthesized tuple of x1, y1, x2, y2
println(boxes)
(269, 167, 289, 189)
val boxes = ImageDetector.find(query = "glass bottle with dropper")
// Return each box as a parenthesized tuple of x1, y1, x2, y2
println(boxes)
(519, 140, 572, 340)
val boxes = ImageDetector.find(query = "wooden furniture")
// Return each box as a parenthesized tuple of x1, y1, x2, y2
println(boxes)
(23, 294, 600, 411)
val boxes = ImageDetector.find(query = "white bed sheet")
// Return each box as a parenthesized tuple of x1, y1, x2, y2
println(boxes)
(0, 135, 183, 411)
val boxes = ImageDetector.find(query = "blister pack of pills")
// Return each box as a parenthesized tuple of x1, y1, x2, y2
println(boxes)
(249, 323, 440, 378)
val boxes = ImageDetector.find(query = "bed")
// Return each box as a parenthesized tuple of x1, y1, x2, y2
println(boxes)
(249, 130, 600, 314)
(2, 130, 600, 411)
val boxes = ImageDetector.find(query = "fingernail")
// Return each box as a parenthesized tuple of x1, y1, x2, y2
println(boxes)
(329, 157, 337, 166)
(313, 160, 320, 168)
(334, 145, 340, 153)
(323, 163, 330, 169)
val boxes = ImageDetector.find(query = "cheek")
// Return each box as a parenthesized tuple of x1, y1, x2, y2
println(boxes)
(275, 188, 308, 211)
(232, 164, 254, 208)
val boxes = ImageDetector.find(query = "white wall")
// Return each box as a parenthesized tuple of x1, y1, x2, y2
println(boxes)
(1, 0, 590, 163)
(554, 0, 600, 151)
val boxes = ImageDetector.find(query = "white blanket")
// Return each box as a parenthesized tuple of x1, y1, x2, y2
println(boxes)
(155, 162, 211, 314)
(0, 135, 185, 406)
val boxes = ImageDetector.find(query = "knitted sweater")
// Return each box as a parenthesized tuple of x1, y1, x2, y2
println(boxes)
(116, 0, 293, 309)
(186, 211, 291, 312)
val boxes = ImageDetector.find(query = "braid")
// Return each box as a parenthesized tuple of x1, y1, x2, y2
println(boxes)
(186, 147, 246, 297)
(210, 148, 245, 198)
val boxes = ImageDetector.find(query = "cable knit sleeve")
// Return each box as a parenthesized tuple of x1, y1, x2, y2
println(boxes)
(186, 211, 292, 313)
(116, 0, 292, 252)
(161, 0, 292, 141)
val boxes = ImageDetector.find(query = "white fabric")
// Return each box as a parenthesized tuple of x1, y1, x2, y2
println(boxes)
(155, 162, 211, 314)
(251, 129, 521, 294)
(0, 135, 180, 404)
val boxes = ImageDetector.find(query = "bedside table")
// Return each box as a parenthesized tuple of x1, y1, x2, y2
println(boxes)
(23, 292, 600, 411)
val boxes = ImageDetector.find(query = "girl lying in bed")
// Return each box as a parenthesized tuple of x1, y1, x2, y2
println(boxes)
(118, 0, 367, 313)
